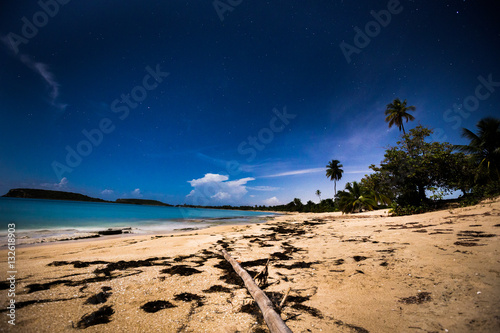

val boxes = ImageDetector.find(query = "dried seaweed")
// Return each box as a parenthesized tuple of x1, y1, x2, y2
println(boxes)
(94, 258, 169, 276)
(161, 265, 202, 276)
(399, 292, 431, 304)
(76, 305, 114, 328)
(174, 292, 205, 306)
(48, 260, 108, 268)
(291, 303, 323, 318)
(141, 300, 176, 313)
(274, 261, 319, 269)
(202, 285, 232, 293)
(85, 287, 112, 305)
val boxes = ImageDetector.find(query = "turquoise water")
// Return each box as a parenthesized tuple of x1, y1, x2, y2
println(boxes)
(0, 197, 274, 243)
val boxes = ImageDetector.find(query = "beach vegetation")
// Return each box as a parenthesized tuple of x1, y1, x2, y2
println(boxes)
(384, 98, 416, 135)
(456, 117, 500, 183)
(369, 126, 460, 207)
(336, 181, 379, 213)
(326, 159, 344, 196)
(315, 189, 321, 202)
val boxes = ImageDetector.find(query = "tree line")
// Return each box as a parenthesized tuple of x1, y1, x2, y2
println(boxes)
(182, 99, 499, 215)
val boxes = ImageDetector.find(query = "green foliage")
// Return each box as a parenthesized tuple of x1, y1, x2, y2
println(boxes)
(315, 189, 321, 201)
(471, 181, 500, 199)
(384, 98, 416, 134)
(326, 159, 344, 196)
(443, 153, 476, 195)
(456, 117, 500, 183)
(389, 202, 432, 216)
(371, 125, 460, 206)
(457, 196, 481, 208)
(265, 197, 337, 213)
(360, 170, 395, 203)
(337, 181, 379, 214)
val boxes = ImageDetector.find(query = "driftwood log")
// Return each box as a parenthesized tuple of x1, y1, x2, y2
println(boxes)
(220, 249, 293, 333)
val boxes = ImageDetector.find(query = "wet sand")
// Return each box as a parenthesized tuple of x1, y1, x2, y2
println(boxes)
(0, 197, 499, 332)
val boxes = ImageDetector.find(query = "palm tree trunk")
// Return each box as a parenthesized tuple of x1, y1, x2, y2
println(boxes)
(220, 249, 292, 333)
(334, 181, 337, 197)
(418, 184, 426, 202)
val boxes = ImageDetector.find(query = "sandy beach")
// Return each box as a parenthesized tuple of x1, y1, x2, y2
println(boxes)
(1, 198, 499, 332)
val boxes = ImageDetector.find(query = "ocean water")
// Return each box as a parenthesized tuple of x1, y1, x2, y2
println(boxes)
(0, 197, 274, 245)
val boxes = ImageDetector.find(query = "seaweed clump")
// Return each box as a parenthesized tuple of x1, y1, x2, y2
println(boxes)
(85, 287, 112, 305)
(75, 305, 114, 329)
(174, 292, 205, 306)
(399, 292, 432, 304)
(161, 265, 202, 276)
(94, 257, 169, 276)
(141, 300, 176, 313)
(202, 285, 232, 293)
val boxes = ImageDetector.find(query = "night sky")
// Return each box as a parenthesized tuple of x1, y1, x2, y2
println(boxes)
(1, 1, 499, 205)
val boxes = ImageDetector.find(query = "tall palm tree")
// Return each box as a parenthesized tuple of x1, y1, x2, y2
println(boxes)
(456, 117, 500, 181)
(326, 160, 344, 196)
(315, 190, 321, 202)
(384, 98, 416, 135)
(337, 182, 378, 214)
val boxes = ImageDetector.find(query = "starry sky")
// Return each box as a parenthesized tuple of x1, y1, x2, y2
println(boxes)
(0, 0, 499, 205)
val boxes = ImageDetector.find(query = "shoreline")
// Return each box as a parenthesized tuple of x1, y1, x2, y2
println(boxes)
(1, 215, 277, 248)
(0, 199, 498, 332)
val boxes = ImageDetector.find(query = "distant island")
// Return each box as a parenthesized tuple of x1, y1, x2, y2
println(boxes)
(3, 188, 108, 203)
(115, 198, 172, 206)
(2, 188, 171, 207)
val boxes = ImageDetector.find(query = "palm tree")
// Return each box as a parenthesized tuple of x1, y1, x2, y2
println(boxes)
(337, 182, 378, 214)
(384, 98, 416, 135)
(456, 117, 500, 181)
(326, 160, 344, 196)
(315, 190, 321, 202)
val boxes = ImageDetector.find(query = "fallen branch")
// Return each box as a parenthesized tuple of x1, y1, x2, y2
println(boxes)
(278, 287, 292, 311)
(220, 249, 293, 333)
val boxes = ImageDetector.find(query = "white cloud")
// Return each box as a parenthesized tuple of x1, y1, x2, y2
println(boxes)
(263, 197, 280, 206)
(260, 167, 324, 178)
(131, 188, 142, 197)
(188, 173, 228, 186)
(101, 189, 114, 195)
(345, 170, 372, 174)
(41, 177, 68, 189)
(1, 37, 67, 111)
(212, 192, 230, 200)
(247, 186, 280, 191)
(186, 173, 255, 204)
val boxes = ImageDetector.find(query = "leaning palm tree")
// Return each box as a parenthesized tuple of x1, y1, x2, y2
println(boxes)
(456, 117, 500, 182)
(315, 190, 321, 202)
(326, 160, 344, 196)
(384, 98, 416, 135)
(337, 182, 378, 214)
